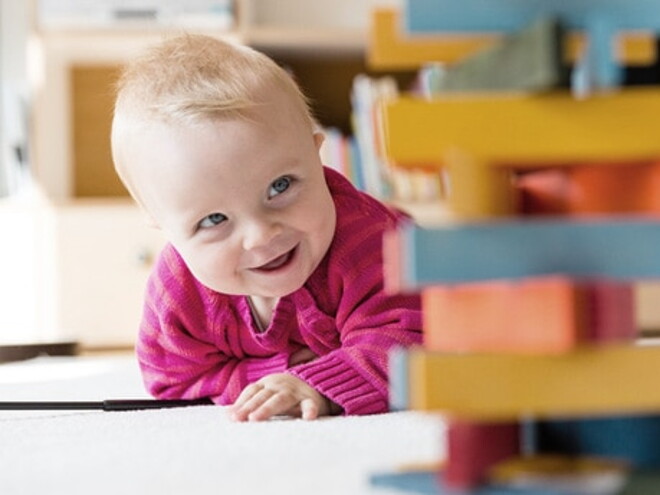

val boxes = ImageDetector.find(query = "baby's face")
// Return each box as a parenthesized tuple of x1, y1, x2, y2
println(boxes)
(120, 93, 336, 298)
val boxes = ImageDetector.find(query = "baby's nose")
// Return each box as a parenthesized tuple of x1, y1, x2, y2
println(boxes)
(242, 218, 282, 251)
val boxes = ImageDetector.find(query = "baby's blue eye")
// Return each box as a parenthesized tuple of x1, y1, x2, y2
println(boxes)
(268, 176, 292, 198)
(198, 212, 227, 229)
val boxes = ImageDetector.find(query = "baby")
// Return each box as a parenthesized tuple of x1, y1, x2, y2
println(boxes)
(111, 34, 422, 421)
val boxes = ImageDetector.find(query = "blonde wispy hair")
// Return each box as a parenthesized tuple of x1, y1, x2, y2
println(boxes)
(113, 33, 314, 128)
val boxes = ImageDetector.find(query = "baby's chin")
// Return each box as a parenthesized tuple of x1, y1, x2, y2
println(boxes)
(247, 279, 308, 300)
(206, 278, 308, 299)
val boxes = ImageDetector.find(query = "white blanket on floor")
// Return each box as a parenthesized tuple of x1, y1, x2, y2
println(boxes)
(0, 355, 445, 495)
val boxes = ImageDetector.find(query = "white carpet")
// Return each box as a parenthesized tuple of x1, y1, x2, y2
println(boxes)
(0, 355, 445, 495)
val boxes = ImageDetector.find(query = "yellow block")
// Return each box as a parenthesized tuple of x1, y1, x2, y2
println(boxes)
(383, 89, 660, 168)
(367, 8, 655, 71)
(489, 455, 628, 485)
(367, 9, 495, 70)
(444, 148, 517, 218)
(409, 344, 660, 420)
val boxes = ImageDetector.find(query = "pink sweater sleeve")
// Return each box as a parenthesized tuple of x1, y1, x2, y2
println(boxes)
(287, 173, 423, 415)
(137, 246, 289, 405)
(288, 284, 421, 416)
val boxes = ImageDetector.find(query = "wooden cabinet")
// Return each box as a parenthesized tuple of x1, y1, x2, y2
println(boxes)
(39, 201, 166, 348)
(28, 32, 174, 348)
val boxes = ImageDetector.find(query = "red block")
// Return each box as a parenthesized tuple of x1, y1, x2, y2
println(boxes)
(517, 168, 570, 215)
(583, 280, 636, 343)
(444, 420, 520, 490)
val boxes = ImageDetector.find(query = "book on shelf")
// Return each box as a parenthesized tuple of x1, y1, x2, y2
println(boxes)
(349, 74, 443, 203)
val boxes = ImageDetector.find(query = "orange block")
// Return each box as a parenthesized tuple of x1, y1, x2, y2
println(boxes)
(423, 278, 636, 353)
(423, 277, 585, 353)
(517, 161, 660, 216)
(646, 161, 660, 212)
(569, 163, 656, 214)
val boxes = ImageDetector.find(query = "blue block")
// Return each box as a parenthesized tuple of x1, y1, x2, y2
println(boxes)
(405, 0, 660, 33)
(405, 1, 635, 91)
(571, 15, 624, 92)
(389, 346, 411, 411)
(398, 219, 660, 287)
(537, 415, 660, 469)
(370, 470, 563, 494)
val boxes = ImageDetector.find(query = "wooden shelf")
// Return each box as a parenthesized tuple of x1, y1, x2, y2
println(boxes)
(243, 26, 365, 54)
(391, 200, 453, 226)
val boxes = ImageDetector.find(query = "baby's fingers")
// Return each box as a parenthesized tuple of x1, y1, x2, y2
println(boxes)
(246, 392, 299, 422)
(299, 398, 319, 421)
(230, 383, 273, 421)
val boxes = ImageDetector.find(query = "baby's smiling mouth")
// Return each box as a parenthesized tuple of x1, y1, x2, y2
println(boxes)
(253, 246, 297, 272)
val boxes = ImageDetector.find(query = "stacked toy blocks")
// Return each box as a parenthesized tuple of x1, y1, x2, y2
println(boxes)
(370, 1, 660, 494)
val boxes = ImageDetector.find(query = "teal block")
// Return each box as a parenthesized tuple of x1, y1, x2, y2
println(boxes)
(398, 219, 660, 287)
(537, 415, 660, 470)
(404, 0, 660, 33)
(370, 470, 440, 495)
(404, 0, 649, 90)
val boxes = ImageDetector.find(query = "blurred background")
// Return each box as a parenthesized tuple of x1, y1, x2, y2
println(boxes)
(0, 0, 425, 354)
(3, 0, 660, 356)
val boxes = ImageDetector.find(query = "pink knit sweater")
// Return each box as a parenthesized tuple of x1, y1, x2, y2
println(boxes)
(137, 167, 422, 415)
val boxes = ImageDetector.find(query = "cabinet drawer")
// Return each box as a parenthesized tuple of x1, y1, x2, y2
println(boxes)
(42, 202, 166, 347)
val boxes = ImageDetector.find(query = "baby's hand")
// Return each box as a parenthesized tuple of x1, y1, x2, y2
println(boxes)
(288, 347, 317, 366)
(229, 373, 333, 422)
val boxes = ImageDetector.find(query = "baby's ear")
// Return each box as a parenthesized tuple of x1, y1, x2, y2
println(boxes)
(313, 131, 325, 151)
